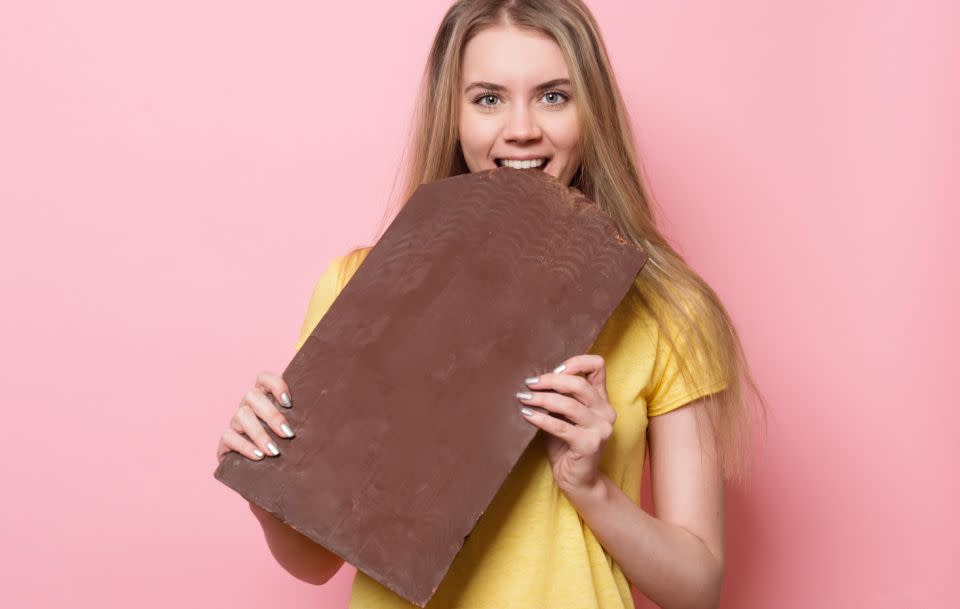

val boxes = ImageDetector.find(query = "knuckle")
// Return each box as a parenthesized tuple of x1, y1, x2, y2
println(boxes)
(230, 408, 244, 425)
(220, 432, 238, 451)
(243, 389, 260, 405)
(236, 408, 260, 433)
(584, 436, 600, 454)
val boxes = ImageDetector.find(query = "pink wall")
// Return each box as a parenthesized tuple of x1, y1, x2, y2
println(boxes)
(1, 1, 955, 607)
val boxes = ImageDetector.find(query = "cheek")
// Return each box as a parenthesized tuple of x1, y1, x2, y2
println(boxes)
(460, 125, 496, 171)
(542, 113, 581, 159)
(556, 120, 581, 156)
(459, 113, 498, 157)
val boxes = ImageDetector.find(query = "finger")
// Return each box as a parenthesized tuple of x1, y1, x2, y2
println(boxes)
(549, 354, 608, 397)
(234, 403, 283, 457)
(520, 407, 608, 457)
(256, 370, 292, 408)
(523, 372, 599, 411)
(516, 390, 594, 427)
(242, 388, 297, 441)
(218, 428, 266, 462)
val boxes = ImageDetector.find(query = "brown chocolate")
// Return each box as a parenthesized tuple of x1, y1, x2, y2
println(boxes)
(213, 167, 648, 606)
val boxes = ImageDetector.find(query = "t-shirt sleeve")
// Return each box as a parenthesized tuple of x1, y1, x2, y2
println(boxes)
(644, 295, 729, 417)
(293, 255, 345, 352)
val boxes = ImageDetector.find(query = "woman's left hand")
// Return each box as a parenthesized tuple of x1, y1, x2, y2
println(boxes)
(517, 354, 616, 496)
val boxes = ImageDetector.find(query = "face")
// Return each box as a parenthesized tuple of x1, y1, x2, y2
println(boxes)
(458, 24, 582, 186)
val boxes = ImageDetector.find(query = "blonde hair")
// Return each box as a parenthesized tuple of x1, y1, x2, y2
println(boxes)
(375, 0, 767, 483)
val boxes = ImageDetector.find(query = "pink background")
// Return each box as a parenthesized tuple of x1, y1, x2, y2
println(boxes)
(1, 1, 956, 607)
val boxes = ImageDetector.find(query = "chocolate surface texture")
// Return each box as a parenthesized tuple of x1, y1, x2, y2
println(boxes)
(213, 167, 648, 606)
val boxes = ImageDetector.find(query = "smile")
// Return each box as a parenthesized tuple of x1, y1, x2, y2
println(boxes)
(495, 158, 550, 170)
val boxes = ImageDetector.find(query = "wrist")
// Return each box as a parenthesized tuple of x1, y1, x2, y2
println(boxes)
(561, 473, 609, 508)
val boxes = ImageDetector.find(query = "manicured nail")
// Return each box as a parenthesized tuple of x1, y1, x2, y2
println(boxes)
(281, 423, 295, 438)
(521, 407, 535, 416)
(516, 392, 533, 400)
(524, 376, 539, 385)
(280, 393, 291, 408)
(267, 442, 280, 456)
(253, 449, 265, 458)
(553, 364, 566, 373)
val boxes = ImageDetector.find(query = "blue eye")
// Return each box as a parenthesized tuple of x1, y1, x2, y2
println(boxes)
(543, 91, 565, 104)
(477, 94, 499, 106)
(472, 89, 571, 110)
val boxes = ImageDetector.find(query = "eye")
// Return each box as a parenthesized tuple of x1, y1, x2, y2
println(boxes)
(481, 94, 498, 106)
(471, 89, 572, 110)
(473, 92, 500, 108)
(543, 90, 570, 105)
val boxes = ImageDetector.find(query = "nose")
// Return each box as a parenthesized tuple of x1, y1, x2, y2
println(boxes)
(503, 105, 541, 143)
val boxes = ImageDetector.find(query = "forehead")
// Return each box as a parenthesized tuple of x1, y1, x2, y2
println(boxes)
(461, 26, 569, 88)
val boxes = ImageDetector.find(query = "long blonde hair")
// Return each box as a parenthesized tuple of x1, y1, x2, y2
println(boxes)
(374, 0, 767, 483)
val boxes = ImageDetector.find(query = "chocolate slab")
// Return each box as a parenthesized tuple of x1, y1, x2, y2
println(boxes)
(213, 167, 648, 606)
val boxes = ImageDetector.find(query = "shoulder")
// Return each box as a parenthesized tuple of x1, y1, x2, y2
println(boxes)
(293, 245, 374, 351)
(638, 280, 730, 416)
(635, 276, 722, 350)
(338, 245, 373, 287)
(602, 280, 702, 348)
(317, 245, 373, 294)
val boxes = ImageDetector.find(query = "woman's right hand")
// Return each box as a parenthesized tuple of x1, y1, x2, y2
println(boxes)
(217, 371, 296, 464)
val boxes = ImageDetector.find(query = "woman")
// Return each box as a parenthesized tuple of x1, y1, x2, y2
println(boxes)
(216, 1, 765, 607)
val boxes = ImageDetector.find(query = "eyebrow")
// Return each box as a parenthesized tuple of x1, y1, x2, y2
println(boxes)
(463, 78, 571, 94)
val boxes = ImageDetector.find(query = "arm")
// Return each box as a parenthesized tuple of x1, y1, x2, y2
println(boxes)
(249, 501, 346, 585)
(564, 395, 725, 609)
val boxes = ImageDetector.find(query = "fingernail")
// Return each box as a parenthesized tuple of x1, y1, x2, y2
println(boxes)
(553, 364, 566, 373)
(281, 393, 291, 408)
(281, 423, 295, 438)
(524, 376, 539, 385)
(267, 442, 280, 456)
(516, 392, 533, 400)
(521, 407, 535, 416)
(253, 449, 265, 458)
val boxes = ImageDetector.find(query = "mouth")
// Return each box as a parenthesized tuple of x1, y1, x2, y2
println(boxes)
(495, 157, 551, 172)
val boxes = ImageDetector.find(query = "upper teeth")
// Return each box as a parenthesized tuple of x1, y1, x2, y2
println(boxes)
(500, 158, 546, 169)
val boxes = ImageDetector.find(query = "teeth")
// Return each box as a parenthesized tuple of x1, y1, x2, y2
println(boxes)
(499, 158, 546, 169)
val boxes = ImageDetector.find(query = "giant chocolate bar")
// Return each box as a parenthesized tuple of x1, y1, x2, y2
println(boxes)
(213, 167, 648, 606)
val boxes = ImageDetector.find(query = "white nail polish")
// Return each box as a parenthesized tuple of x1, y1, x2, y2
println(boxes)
(281, 424, 295, 438)
(516, 392, 533, 400)
(254, 449, 264, 458)
(553, 364, 566, 373)
(281, 393, 291, 408)
(521, 407, 535, 416)
(524, 376, 539, 385)
(268, 443, 280, 456)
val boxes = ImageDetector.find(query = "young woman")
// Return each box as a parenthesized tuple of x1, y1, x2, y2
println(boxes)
(216, 1, 765, 608)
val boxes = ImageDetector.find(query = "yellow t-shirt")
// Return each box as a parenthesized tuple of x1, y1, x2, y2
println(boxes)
(293, 246, 727, 609)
